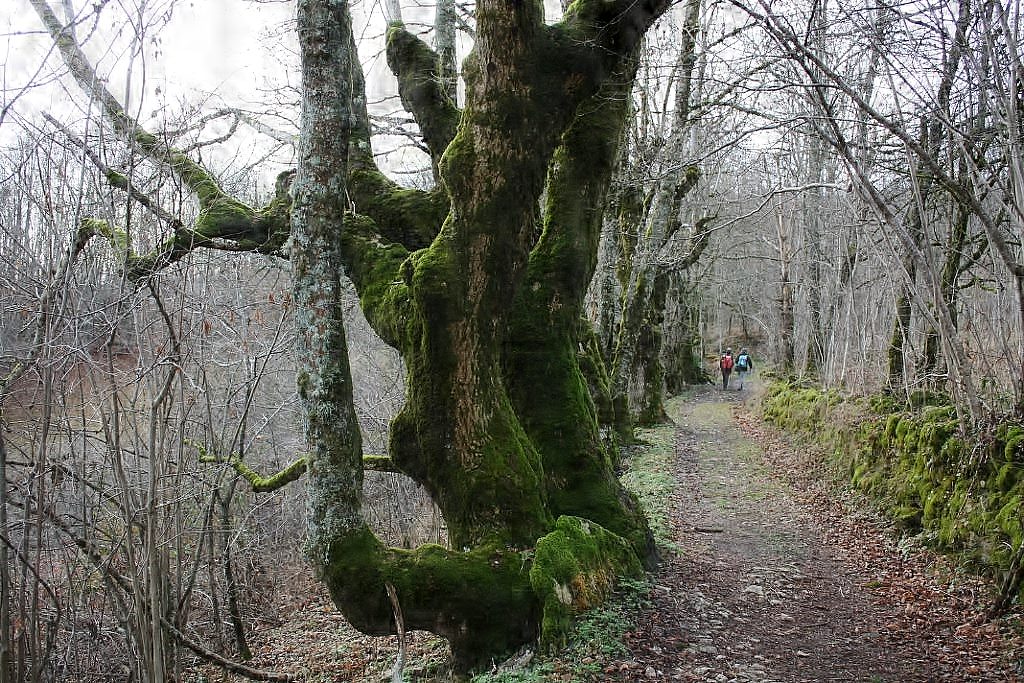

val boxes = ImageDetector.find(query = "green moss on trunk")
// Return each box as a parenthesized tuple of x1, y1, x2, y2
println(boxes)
(319, 526, 540, 671)
(504, 64, 654, 562)
(530, 516, 643, 649)
(635, 269, 670, 425)
(298, 0, 674, 669)
(385, 22, 460, 166)
(348, 168, 447, 250)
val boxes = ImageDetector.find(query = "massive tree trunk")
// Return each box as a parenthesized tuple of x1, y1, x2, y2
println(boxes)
(32, 0, 670, 671)
(503, 66, 653, 551)
(308, 0, 671, 663)
(298, 0, 670, 667)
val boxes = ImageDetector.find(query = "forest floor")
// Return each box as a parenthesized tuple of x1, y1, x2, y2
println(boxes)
(188, 378, 1024, 682)
(596, 381, 1024, 682)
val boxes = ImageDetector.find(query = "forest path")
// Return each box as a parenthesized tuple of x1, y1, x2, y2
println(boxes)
(606, 382, 1023, 682)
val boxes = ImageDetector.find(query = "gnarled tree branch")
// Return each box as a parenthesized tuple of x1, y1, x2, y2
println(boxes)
(196, 445, 309, 493)
(30, 0, 293, 279)
(385, 23, 460, 166)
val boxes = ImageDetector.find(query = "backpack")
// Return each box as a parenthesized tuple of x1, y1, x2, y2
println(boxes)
(736, 354, 750, 370)
(720, 354, 734, 370)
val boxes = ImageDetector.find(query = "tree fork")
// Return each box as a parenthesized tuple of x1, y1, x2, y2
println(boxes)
(386, 22, 460, 167)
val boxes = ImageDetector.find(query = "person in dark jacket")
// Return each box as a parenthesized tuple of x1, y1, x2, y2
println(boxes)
(734, 348, 754, 390)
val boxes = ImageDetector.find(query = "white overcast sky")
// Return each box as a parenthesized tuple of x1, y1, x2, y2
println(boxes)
(4, 1, 294, 123)
(1, 0, 437, 182)
(2, 0, 642, 189)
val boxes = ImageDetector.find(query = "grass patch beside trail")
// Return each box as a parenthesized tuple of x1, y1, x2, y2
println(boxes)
(470, 578, 651, 683)
(471, 412, 678, 682)
(685, 395, 768, 479)
(622, 408, 679, 552)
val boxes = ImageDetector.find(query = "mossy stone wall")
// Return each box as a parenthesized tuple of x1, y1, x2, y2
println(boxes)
(762, 382, 1024, 587)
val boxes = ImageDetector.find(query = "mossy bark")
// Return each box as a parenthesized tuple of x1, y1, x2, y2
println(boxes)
(530, 516, 643, 650)
(504, 65, 655, 561)
(337, 0, 677, 655)
(385, 23, 459, 176)
(324, 0, 672, 667)
(319, 528, 540, 670)
(610, 169, 706, 424)
(290, 2, 546, 669)
(339, 0, 674, 552)
(587, 185, 646, 442)
(47, 0, 672, 668)
(604, 0, 708, 418)
(663, 272, 707, 393)
(640, 270, 672, 425)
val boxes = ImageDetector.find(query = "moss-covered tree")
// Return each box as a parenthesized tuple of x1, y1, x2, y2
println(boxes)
(597, 0, 712, 424)
(31, 0, 670, 671)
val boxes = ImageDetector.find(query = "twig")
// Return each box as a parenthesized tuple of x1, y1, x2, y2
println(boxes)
(987, 539, 1024, 620)
(164, 619, 295, 682)
(46, 507, 296, 681)
(385, 582, 406, 683)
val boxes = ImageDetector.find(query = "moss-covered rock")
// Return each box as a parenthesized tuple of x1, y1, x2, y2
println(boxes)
(762, 381, 1024, 599)
(529, 516, 643, 650)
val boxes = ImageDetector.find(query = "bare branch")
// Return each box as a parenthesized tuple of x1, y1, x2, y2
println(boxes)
(46, 510, 296, 681)
(28, 0, 235, 208)
(43, 112, 184, 230)
(29, 0, 295, 279)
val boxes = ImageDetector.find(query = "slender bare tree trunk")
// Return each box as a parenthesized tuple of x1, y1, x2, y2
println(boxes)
(0, 423, 10, 683)
(776, 208, 795, 372)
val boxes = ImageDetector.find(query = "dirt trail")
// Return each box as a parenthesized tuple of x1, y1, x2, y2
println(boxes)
(606, 383, 1024, 683)
(189, 381, 1023, 683)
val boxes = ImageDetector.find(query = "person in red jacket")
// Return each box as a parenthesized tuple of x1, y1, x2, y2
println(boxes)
(719, 348, 734, 390)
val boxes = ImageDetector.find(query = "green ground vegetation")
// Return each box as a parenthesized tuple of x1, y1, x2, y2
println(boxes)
(620, 421, 679, 551)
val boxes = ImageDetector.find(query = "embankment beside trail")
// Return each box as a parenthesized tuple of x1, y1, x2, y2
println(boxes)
(761, 382, 1024, 594)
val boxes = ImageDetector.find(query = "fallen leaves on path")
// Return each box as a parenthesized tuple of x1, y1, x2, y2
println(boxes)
(600, 387, 1022, 682)
(735, 400, 1024, 682)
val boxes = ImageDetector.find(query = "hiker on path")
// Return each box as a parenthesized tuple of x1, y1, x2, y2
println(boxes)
(719, 348, 734, 390)
(735, 348, 754, 390)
